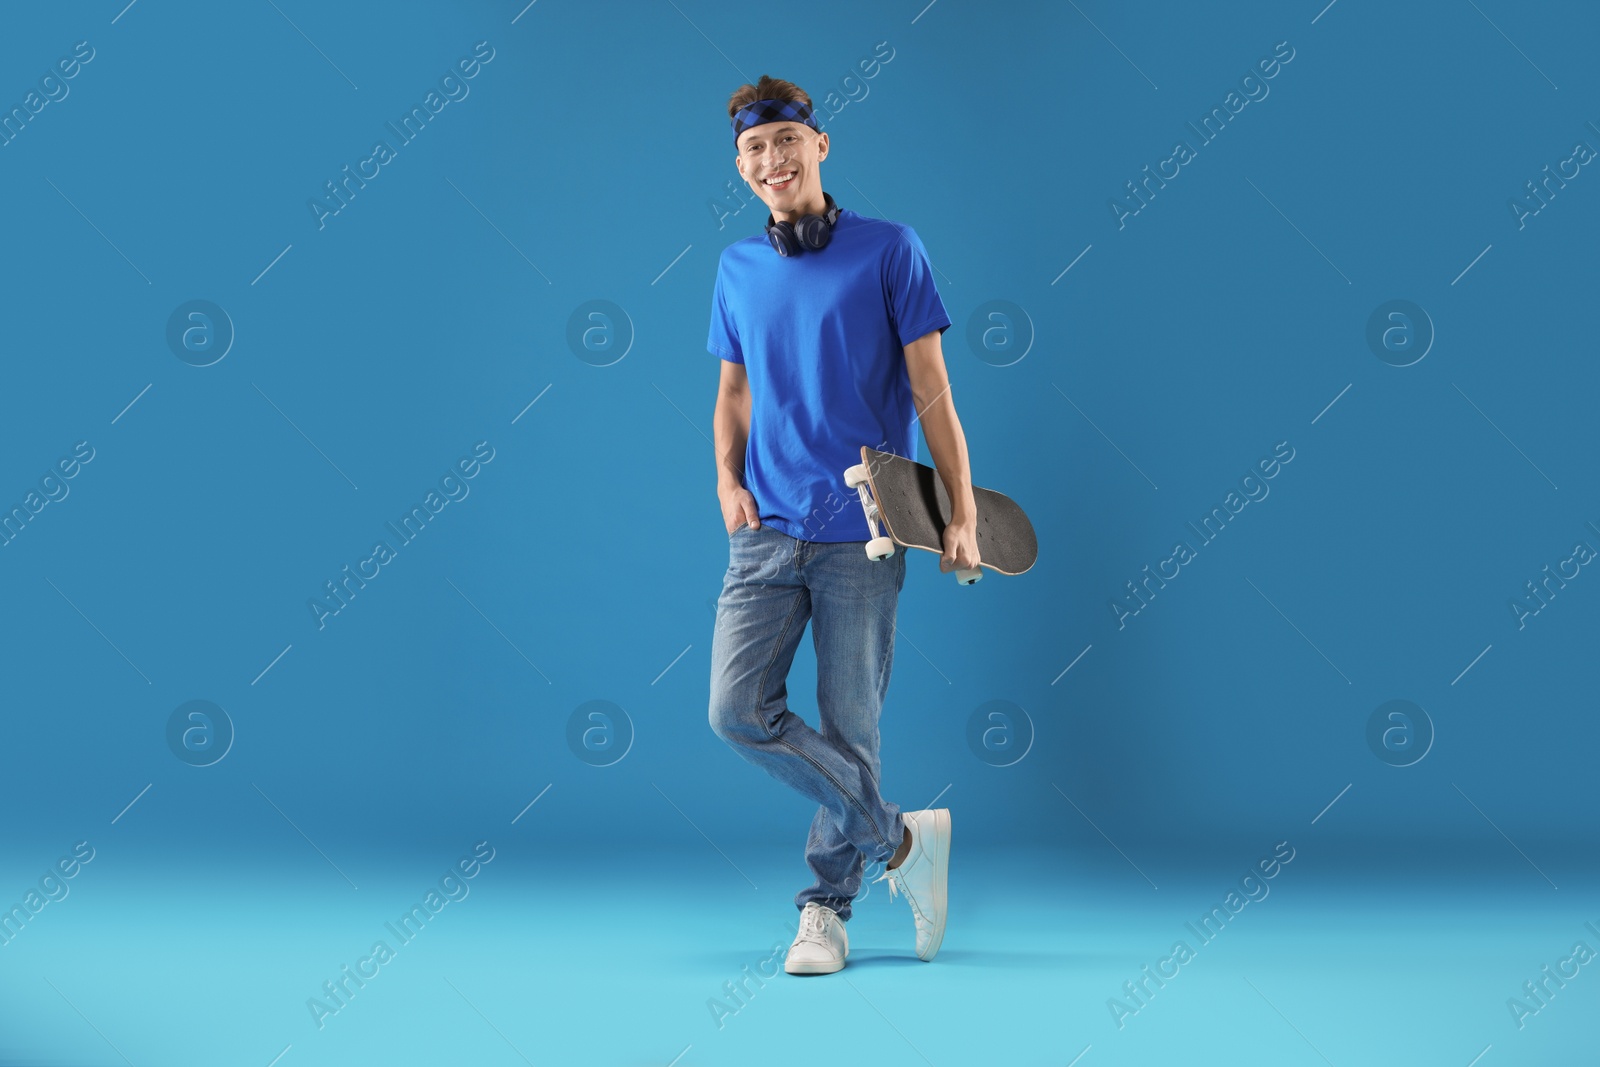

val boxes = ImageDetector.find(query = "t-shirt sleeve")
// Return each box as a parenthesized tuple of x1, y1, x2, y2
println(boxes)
(883, 225, 952, 349)
(707, 254, 744, 364)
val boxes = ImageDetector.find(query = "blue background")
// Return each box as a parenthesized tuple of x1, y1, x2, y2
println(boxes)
(1, 1, 1596, 1064)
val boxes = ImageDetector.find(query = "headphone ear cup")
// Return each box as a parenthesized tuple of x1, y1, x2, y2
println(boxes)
(795, 213, 833, 251)
(766, 218, 798, 257)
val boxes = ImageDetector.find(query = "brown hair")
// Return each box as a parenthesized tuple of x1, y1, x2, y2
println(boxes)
(727, 75, 812, 119)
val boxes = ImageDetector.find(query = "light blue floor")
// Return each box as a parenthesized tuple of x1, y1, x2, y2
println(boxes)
(2, 843, 1594, 1066)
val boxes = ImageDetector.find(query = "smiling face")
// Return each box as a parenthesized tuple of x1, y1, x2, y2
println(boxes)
(735, 121, 829, 223)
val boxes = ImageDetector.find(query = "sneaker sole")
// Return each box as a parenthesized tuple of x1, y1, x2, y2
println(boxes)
(784, 955, 846, 975)
(918, 808, 951, 961)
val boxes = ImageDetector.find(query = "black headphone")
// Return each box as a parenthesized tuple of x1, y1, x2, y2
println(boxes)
(765, 191, 841, 257)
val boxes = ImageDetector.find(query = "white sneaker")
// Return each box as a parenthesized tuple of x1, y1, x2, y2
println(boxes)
(784, 902, 848, 975)
(871, 808, 950, 960)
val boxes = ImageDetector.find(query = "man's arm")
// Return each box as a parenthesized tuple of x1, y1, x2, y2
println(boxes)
(903, 329, 980, 571)
(713, 359, 760, 533)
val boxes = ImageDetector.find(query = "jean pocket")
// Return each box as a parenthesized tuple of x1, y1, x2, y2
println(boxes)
(728, 520, 754, 538)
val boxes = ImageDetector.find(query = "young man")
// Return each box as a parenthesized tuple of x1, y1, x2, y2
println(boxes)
(706, 76, 978, 975)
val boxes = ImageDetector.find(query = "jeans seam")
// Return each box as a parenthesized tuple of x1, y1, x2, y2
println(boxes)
(871, 591, 899, 841)
(754, 579, 806, 718)
(773, 732, 893, 860)
(874, 600, 896, 707)
(754, 577, 895, 860)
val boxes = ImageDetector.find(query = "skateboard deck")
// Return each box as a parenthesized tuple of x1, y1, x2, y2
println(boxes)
(845, 446, 1037, 584)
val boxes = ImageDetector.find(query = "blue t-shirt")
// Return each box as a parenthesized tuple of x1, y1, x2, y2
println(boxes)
(707, 208, 952, 543)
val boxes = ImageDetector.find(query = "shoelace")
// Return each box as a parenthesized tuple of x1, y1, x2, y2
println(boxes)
(796, 905, 835, 946)
(870, 866, 901, 903)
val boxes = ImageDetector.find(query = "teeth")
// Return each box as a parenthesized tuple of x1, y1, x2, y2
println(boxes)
(765, 172, 795, 185)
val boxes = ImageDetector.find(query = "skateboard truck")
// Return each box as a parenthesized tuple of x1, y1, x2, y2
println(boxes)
(844, 462, 983, 585)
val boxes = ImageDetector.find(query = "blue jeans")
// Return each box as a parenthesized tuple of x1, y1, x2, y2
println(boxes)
(708, 521, 908, 923)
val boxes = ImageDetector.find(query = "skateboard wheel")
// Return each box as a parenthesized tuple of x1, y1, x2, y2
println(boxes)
(844, 463, 870, 488)
(866, 536, 896, 561)
(955, 567, 983, 585)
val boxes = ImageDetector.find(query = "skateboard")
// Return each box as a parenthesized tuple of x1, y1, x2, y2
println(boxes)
(843, 446, 1037, 585)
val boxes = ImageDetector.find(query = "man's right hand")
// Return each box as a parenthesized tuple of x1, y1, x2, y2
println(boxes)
(719, 485, 761, 535)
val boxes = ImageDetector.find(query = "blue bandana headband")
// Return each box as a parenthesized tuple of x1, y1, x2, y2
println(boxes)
(731, 98, 819, 144)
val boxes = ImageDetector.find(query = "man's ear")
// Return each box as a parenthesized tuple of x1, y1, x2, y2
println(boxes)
(815, 133, 828, 162)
